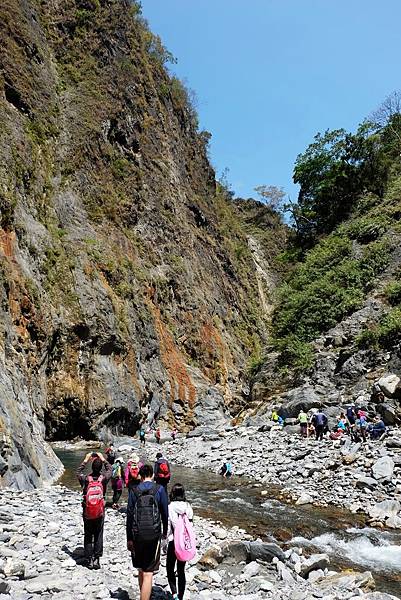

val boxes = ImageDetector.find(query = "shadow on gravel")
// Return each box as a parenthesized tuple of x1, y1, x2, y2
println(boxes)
(110, 590, 130, 600)
(109, 584, 170, 600)
(61, 544, 86, 565)
(150, 586, 171, 599)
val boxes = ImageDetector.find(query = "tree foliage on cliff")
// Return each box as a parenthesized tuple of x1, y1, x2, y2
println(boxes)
(272, 94, 401, 373)
(293, 93, 401, 243)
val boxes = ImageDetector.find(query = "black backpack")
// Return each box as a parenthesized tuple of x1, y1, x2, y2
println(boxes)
(132, 484, 161, 542)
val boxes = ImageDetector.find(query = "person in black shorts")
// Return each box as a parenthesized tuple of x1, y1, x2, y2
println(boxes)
(126, 464, 168, 600)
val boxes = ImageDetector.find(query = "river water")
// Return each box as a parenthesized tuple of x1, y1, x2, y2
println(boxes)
(55, 448, 401, 596)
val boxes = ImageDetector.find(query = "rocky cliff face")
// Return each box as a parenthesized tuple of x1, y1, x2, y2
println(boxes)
(0, 0, 282, 487)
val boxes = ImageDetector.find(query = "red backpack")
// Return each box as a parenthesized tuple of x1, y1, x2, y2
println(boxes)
(84, 475, 105, 520)
(126, 461, 141, 486)
(158, 461, 170, 479)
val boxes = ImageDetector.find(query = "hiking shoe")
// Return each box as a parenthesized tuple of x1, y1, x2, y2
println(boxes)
(85, 558, 93, 570)
(92, 557, 100, 570)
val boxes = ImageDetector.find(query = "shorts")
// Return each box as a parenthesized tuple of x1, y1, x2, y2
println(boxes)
(132, 539, 161, 573)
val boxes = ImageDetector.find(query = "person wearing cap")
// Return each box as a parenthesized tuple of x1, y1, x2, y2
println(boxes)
(111, 456, 125, 509)
(125, 453, 142, 490)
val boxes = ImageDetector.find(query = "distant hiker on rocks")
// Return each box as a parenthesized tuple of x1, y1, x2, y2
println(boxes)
(125, 454, 142, 490)
(311, 408, 328, 441)
(346, 405, 357, 427)
(105, 443, 116, 465)
(171, 428, 177, 441)
(154, 452, 171, 489)
(111, 457, 125, 509)
(155, 427, 161, 444)
(126, 464, 168, 600)
(167, 483, 196, 600)
(77, 452, 111, 570)
(271, 409, 284, 425)
(139, 427, 146, 446)
(220, 459, 232, 478)
(369, 416, 387, 440)
(356, 410, 368, 442)
(298, 408, 308, 437)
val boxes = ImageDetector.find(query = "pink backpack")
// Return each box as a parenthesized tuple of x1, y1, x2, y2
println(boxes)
(174, 513, 196, 562)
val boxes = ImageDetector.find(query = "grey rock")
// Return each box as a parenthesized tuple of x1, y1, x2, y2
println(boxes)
(278, 386, 321, 419)
(299, 554, 330, 578)
(247, 542, 285, 564)
(378, 374, 401, 398)
(372, 456, 394, 481)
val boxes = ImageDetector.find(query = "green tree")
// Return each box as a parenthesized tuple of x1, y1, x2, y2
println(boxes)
(293, 125, 388, 242)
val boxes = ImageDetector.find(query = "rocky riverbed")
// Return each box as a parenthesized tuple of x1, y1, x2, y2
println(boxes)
(0, 486, 399, 600)
(155, 424, 401, 530)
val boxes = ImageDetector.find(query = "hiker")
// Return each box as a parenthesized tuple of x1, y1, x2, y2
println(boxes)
(369, 416, 387, 440)
(337, 416, 347, 432)
(356, 412, 368, 442)
(111, 457, 124, 509)
(220, 459, 232, 478)
(155, 427, 161, 444)
(126, 464, 168, 600)
(105, 443, 116, 465)
(311, 408, 328, 441)
(154, 452, 171, 489)
(171, 428, 177, 441)
(271, 409, 284, 425)
(77, 452, 111, 570)
(167, 483, 196, 600)
(298, 408, 308, 437)
(346, 404, 357, 426)
(125, 454, 142, 490)
(139, 426, 146, 446)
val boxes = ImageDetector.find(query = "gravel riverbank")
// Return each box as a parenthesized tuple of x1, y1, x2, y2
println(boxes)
(0, 486, 399, 600)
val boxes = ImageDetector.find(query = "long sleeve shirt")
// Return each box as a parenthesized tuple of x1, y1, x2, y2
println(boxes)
(126, 481, 168, 542)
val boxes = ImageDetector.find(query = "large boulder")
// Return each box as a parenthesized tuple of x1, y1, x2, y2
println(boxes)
(377, 404, 398, 426)
(377, 374, 401, 398)
(278, 386, 321, 419)
(247, 542, 285, 564)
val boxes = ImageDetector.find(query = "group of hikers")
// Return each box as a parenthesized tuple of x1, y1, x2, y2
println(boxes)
(139, 426, 178, 446)
(271, 404, 387, 442)
(77, 447, 194, 600)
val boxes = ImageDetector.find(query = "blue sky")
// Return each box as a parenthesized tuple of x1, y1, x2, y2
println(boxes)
(141, 0, 401, 201)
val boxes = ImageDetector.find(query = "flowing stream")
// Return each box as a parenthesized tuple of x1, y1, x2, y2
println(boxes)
(55, 448, 401, 596)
